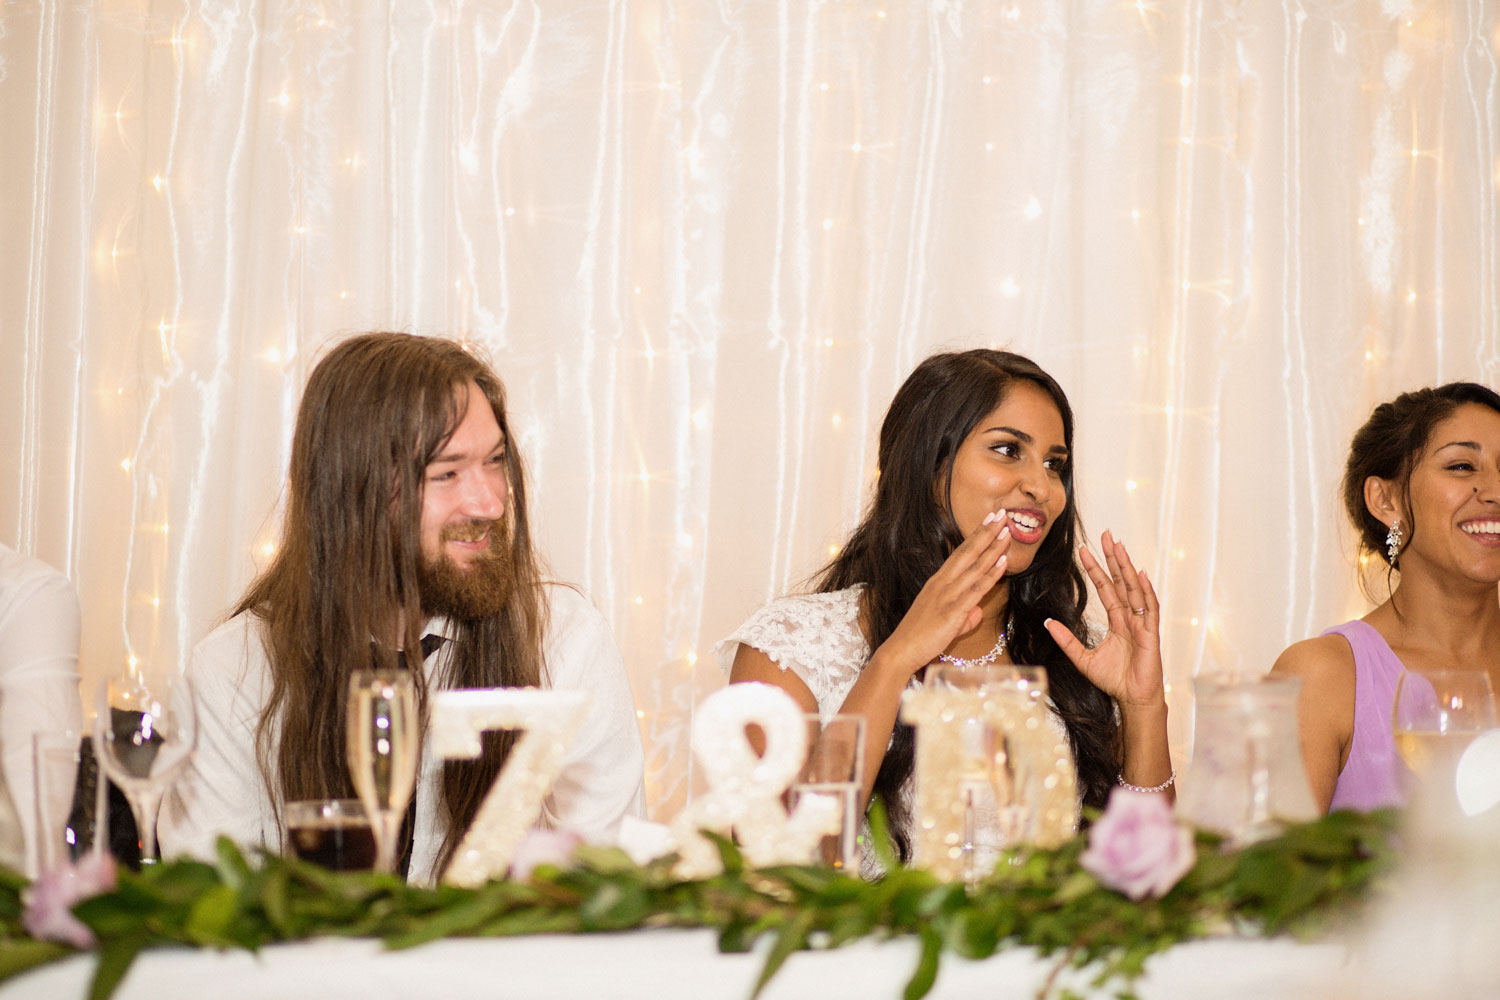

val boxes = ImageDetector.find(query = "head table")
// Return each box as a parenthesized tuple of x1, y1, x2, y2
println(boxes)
(1, 930, 1355, 999)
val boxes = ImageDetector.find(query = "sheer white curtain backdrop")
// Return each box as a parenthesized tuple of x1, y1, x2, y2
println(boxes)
(3, 0, 1499, 820)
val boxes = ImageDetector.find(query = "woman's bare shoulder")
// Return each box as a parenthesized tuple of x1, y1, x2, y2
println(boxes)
(1271, 632, 1357, 689)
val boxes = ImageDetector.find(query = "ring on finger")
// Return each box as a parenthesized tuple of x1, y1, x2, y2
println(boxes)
(1130, 606, 1147, 616)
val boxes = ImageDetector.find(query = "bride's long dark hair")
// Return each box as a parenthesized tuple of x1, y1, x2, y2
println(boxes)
(816, 349, 1119, 860)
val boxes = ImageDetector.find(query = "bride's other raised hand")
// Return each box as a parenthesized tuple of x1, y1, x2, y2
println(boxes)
(870, 511, 1013, 676)
(1043, 530, 1165, 708)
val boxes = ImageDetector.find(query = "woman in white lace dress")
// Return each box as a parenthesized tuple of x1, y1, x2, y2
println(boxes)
(716, 350, 1172, 867)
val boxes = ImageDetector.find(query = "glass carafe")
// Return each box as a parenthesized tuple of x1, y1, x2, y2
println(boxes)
(1177, 676, 1318, 844)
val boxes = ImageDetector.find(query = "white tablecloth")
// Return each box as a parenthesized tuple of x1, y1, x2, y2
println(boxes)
(1, 930, 1359, 999)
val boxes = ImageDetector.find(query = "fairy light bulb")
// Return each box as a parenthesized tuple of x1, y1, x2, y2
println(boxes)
(1125, 479, 1139, 493)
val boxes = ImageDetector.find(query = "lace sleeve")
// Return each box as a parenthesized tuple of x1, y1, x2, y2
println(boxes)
(711, 588, 869, 718)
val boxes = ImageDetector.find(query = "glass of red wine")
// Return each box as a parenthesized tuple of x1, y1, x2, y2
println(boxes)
(285, 799, 377, 871)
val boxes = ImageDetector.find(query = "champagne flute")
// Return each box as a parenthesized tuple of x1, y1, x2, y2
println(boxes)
(1392, 670, 1498, 818)
(347, 670, 418, 875)
(91, 669, 197, 865)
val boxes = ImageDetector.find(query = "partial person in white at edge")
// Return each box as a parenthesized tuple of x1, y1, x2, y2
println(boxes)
(158, 333, 645, 883)
(0, 542, 84, 876)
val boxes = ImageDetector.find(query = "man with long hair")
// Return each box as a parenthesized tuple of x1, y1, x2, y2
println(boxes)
(160, 333, 645, 881)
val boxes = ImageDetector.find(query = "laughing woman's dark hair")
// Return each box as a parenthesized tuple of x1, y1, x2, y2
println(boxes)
(817, 349, 1119, 860)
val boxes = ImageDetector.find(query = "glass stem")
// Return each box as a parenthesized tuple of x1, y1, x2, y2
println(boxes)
(133, 789, 164, 865)
(375, 811, 402, 875)
(962, 786, 978, 886)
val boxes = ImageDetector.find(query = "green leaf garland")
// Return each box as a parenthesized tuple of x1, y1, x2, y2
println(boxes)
(0, 809, 1398, 1000)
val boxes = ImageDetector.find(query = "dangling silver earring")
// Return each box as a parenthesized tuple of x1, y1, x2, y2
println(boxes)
(1385, 518, 1403, 566)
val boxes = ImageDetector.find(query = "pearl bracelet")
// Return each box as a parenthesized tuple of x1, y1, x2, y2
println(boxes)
(1116, 770, 1175, 794)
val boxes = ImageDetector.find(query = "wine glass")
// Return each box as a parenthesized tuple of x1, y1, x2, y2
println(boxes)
(1392, 670, 1498, 819)
(347, 670, 418, 876)
(91, 669, 197, 865)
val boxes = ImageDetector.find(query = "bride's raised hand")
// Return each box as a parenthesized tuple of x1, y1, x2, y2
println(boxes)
(1044, 531, 1164, 708)
(872, 512, 1014, 676)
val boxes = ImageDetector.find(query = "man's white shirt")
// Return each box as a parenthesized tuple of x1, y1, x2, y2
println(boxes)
(159, 583, 646, 883)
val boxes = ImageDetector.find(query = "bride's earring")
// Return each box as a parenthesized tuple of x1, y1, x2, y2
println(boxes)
(1385, 518, 1403, 567)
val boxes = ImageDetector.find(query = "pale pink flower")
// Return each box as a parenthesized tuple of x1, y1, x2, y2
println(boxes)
(1079, 788, 1195, 900)
(509, 829, 583, 881)
(22, 853, 118, 949)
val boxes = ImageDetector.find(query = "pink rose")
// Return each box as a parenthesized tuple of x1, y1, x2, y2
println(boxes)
(22, 853, 118, 949)
(509, 829, 583, 881)
(1079, 788, 1195, 900)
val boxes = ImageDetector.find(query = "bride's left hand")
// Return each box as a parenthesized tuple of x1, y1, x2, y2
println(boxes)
(1043, 531, 1164, 708)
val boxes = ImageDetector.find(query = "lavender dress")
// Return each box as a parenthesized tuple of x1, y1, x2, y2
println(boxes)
(1322, 620, 1407, 812)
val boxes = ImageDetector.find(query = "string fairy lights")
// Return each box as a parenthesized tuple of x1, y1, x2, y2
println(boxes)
(51, 0, 1479, 822)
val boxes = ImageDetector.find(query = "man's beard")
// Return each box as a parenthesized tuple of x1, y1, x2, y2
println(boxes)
(418, 519, 517, 621)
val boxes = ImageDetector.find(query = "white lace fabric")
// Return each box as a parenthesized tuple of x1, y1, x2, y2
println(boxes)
(712, 587, 872, 720)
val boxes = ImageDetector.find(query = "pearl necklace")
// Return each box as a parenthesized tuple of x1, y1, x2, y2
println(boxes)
(936, 628, 1009, 668)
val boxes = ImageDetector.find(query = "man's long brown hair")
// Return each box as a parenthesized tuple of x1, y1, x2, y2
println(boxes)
(239, 332, 546, 872)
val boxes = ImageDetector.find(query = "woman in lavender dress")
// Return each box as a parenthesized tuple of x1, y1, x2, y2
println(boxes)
(1273, 383, 1500, 812)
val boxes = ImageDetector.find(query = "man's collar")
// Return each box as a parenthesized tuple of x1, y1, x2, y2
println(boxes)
(423, 616, 461, 642)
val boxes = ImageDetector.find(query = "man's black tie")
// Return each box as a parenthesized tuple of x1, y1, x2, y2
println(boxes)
(395, 632, 445, 879)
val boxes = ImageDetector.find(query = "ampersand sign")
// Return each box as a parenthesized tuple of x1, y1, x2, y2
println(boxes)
(668, 682, 841, 878)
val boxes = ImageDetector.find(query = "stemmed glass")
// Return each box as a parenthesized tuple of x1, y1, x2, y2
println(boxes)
(92, 669, 197, 865)
(1392, 670, 1498, 819)
(347, 670, 419, 876)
